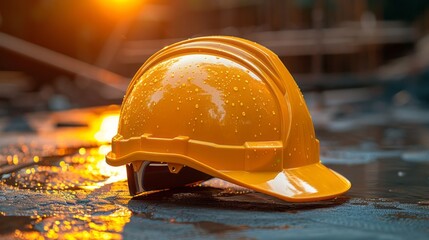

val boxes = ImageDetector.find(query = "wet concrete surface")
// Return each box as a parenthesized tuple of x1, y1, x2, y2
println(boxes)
(0, 106, 429, 239)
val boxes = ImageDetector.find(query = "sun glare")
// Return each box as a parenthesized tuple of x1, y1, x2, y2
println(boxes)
(96, 0, 141, 15)
(96, 146, 128, 184)
(86, 112, 127, 188)
(94, 114, 120, 143)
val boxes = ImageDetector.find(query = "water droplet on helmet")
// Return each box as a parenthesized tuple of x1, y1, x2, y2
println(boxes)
(233, 87, 239, 92)
(195, 104, 199, 109)
(242, 112, 246, 116)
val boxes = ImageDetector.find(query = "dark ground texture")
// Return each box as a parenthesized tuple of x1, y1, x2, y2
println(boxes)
(0, 106, 428, 239)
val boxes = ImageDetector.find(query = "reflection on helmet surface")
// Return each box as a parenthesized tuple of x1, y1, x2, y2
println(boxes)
(121, 54, 282, 145)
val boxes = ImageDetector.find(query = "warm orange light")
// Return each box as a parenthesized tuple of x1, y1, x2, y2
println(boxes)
(96, 145, 127, 184)
(96, 0, 140, 15)
(94, 114, 119, 143)
(80, 145, 127, 190)
(80, 111, 126, 190)
(97, 144, 127, 183)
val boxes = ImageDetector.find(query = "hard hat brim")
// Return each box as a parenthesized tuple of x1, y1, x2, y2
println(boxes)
(107, 149, 350, 202)
(216, 162, 351, 202)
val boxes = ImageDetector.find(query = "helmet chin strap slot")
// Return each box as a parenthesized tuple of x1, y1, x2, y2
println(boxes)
(168, 163, 184, 174)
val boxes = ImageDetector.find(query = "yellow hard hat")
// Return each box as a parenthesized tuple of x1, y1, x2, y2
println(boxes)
(106, 36, 351, 202)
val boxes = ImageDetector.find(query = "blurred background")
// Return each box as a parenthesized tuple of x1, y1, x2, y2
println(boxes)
(0, 0, 428, 118)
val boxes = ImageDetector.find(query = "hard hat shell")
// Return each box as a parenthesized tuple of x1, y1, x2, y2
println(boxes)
(106, 36, 351, 202)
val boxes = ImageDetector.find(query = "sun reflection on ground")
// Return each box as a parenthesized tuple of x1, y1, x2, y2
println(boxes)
(94, 114, 120, 143)
(77, 145, 127, 191)
(45, 207, 132, 239)
(96, 144, 127, 184)
(7, 142, 132, 239)
(2, 110, 132, 239)
(90, 113, 127, 189)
